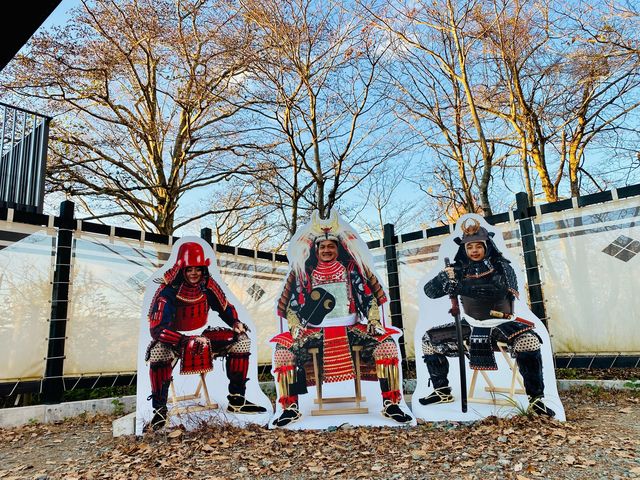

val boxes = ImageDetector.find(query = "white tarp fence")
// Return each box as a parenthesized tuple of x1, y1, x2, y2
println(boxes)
(535, 197, 640, 354)
(0, 221, 56, 382)
(1, 194, 639, 384)
(64, 233, 288, 377)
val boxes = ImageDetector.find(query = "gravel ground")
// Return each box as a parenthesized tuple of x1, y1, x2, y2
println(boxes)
(0, 388, 638, 480)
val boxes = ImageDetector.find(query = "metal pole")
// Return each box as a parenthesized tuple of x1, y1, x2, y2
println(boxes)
(43, 200, 75, 403)
(200, 227, 213, 246)
(382, 223, 408, 370)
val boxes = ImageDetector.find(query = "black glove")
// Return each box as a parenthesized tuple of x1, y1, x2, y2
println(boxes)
(437, 270, 458, 295)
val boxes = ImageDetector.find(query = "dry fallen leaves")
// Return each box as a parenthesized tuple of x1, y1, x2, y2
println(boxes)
(0, 389, 638, 480)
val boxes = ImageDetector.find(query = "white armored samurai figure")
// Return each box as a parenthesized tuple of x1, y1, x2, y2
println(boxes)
(271, 211, 412, 426)
(420, 218, 555, 416)
(146, 241, 266, 430)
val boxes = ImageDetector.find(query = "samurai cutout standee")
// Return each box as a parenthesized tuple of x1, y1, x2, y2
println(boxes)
(413, 214, 565, 421)
(135, 238, 271, 433)
(270, 211, 414, 429)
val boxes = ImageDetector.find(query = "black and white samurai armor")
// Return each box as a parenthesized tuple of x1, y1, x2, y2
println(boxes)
(420, 218, 555, 417)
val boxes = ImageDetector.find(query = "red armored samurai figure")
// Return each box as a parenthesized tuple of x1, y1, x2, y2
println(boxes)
(146, 241, 266, 430)
(271, 211, 412, 427)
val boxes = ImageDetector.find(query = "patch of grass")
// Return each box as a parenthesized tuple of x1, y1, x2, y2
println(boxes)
(624, 379, 640, 390)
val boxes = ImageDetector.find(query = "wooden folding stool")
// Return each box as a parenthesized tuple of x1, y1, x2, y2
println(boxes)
(467, 342, 526, 406)
(308, 346, 369, 416)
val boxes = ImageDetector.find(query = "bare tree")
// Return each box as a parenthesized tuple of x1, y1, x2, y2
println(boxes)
(561, 45, 640, 194)
(473, 0, 570, 203)
(558, 0, 640, 193)
(1, 0, 261, 235)
(475, 0, 640, 203)
(350, 160, 425, 240)
(365, 0, 499, 215)
(208, 182, 285, 250)
(235, 0, 412, 238)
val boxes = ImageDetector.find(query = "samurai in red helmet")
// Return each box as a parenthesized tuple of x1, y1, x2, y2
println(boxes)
(146, 241, 266, 430)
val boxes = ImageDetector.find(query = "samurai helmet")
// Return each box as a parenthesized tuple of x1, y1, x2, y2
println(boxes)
(311, 210, 340, 245)
(453, 218, 494, 246)
(156, 240, 213, 285)
(287, 209, 375, 282)
(176, 242, 211, 268)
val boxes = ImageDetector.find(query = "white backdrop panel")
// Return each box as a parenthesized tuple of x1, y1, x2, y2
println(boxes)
(64, 233, 172, 376)
(535, 198, 640, 353)
(215, 252, 287, 364)
(0, 223, 56, 382)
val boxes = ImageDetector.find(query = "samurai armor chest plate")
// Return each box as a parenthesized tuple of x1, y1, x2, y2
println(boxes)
(461, 296, 512, 320)
(299, 287, 336, 326)
(460, 274, 512, 320)
(311, 262, 352, 319)
(175, 283, 209, 331)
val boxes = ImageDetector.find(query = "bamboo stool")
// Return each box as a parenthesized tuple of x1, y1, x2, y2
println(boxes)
(309, 346, 369, 416)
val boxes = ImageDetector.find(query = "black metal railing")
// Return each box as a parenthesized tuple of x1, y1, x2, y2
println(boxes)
(0, 102, 50, 213)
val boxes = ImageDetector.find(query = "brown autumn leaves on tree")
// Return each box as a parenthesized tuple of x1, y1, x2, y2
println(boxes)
(233, 0, 413, 238)
(2, 0, 261, 236)
(2, 0, 640, 239)
(367, 0, 640, 217)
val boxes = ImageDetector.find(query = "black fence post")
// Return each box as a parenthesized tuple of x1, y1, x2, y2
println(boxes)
(383, 223, 408, 367)
(515, 192, 548, 327)
(43, 200, 75, 403)
(200, 227, 213, 246)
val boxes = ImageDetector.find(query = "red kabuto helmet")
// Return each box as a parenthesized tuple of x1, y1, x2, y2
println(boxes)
(176, 242, 211, 268)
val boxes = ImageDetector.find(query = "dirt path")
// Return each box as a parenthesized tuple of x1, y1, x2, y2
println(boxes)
(0, 388, 638, 480)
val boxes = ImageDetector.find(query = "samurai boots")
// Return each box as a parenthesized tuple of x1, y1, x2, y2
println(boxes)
(150, 406, 168, 431)
(516, 350, 555, 418)
(227, 394, 267, 414)
(382, 400, 412, 424)
(419, 387, 454, 406)
(420, 353, 453, 405)
(528, 396, 556, 417)
(272, 403, 301, 427)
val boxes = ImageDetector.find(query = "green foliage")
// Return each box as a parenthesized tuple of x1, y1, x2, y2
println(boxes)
(111, 398, 126, 416)
(496, 394, 534, 418)
(624, 379, 640, 390)
(61, 385, 136, 403)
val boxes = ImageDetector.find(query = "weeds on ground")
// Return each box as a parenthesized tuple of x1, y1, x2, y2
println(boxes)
(111, 398, 126, 416)
(623, 379, 640, 390)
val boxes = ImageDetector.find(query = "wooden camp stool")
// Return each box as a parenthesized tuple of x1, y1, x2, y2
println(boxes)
(467, 342, 526, 406)
(168, 372, 218, 416)
(308, 346, 369, 416)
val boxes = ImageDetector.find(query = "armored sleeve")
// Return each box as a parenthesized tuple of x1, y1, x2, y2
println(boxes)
(500, 259, 519, 297)
(148, 286, 183, 346)
(349, 264, 372, 321)
(277, 270, 297, 318)
(423, 271, 452, 298)
(363, 266, 387, 306)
